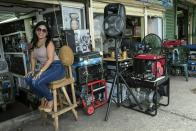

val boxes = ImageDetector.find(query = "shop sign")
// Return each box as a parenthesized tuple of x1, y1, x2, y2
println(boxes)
(137, 0, 173, 8)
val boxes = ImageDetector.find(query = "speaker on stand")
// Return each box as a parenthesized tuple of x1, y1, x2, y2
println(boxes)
(103, 3, 126, 38)
(103, 3, 142, 121)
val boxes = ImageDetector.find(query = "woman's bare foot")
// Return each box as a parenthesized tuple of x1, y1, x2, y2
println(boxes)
(38, 98, 46, 111)
(44, 100, 53, 112)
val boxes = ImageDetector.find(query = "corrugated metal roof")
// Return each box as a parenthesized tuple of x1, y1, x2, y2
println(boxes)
(0, 0, 53, 23)
(0, 11, 16, 22)
(0, 0, 194, 23)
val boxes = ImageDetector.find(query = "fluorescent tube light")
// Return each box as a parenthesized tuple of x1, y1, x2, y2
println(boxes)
(0, 17, 18, 24)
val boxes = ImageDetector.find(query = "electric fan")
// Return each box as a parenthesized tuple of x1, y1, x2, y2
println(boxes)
(142, 33, 162, 55)
(104, 15, 125, 38)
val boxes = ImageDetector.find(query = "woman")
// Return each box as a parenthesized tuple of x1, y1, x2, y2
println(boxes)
(25, 21, 65, 112)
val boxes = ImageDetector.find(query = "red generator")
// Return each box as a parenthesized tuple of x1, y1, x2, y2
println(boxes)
(80, 79, 107, 115)
(163, 40, 185, 48)
(133, 54, 166, 80)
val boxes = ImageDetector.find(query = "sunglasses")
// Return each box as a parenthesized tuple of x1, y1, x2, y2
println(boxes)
(36, 28, 47, 33)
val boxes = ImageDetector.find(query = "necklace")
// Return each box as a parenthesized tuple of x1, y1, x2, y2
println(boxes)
(37, 39, 46, 48)
(37, 42, 45, 47)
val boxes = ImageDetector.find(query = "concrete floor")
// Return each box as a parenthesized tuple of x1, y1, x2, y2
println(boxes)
(7, 76, 196, 131)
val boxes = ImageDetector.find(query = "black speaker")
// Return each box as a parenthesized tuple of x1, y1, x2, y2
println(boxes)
(104, 3, 126, 38)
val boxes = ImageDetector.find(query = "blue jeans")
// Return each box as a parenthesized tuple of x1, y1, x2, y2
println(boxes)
(25, 60, 66, 101)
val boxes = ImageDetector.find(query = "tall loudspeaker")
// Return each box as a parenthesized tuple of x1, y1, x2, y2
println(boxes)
(104, 3, 126, 38)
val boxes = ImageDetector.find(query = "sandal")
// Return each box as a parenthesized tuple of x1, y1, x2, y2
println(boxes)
(38, 98, 46, 111)
(44, 100, 53, 113)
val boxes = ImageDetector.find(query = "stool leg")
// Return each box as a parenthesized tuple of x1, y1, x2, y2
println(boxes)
(41, 111, 47, 126)
(61, 87, 78, 120)
(53, 89, 59, 131)
(71, 83, 77, 105)
(57, 90, 63, 109)
(183, 64, 188, 81)
(71, 83, 78, 120)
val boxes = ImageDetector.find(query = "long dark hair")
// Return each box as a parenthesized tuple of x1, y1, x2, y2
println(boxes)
(31, 21, 52, 49)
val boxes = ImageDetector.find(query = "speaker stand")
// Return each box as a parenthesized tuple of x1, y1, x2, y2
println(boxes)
(105, 38, 142, 121)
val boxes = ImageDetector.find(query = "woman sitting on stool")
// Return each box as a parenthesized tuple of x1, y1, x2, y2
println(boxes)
(25, 21, 65, 112)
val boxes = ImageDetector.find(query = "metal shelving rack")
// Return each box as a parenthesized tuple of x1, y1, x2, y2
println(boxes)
(1, 31, 30, 92)
(0, 31, 28, 110)
(187, 45, 196, 75)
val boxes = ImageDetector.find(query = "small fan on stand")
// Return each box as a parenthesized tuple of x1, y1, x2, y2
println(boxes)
(142, 33, 162, 55)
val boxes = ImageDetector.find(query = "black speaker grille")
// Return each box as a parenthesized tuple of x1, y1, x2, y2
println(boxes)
(104, 3, 126, 38)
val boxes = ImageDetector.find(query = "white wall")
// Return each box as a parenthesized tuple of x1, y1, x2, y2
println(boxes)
(148, 17, 163, 39)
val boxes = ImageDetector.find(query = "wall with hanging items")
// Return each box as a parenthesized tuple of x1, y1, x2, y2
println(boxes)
(0, 17, 39, 114)
(0, 20, 28, 111)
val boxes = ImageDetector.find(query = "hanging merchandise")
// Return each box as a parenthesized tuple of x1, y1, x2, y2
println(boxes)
(74, 29, 91, 53)
(61, 2, 86, 30)
(62, 29, 91, 54)
(70, 13, 79, 30)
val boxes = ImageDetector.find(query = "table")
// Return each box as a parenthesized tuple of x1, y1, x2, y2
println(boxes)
(103, 57, 133, 80)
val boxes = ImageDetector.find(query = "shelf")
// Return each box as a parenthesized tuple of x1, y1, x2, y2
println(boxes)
(189, 70, 196, 73)
(1, 31, 25, 37)
(132, 36, 141, 37)
(189, 51, 196, 54)
(188, 63, 196, 66)
(5, 52, 24, 55)
(188, 59, 196, 62)
(189, 58, 196, 61)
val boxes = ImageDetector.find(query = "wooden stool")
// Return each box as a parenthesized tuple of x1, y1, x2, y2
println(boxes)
(41, 45, 78, 131)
